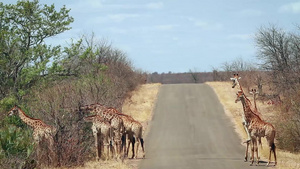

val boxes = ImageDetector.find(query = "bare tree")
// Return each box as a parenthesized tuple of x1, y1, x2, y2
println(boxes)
(255, 25, 294, 92)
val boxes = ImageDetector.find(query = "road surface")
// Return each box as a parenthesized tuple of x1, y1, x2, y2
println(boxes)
(139, 84, 266, 169)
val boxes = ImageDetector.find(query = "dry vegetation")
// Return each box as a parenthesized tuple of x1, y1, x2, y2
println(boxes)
(55, 83, 161, 169)
(206, 81, 300, 169)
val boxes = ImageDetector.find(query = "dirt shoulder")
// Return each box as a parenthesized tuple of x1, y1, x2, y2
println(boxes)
(206, 81, 300, 169)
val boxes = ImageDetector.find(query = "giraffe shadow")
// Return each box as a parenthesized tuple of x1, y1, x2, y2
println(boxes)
(249, 160, 272, 167)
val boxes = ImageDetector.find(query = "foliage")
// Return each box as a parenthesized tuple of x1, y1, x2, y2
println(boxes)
(0, 0, 74, 100)
(0, 123, 35, 169)
(0, 1, 143, 168)
(0, 124, 33, 157)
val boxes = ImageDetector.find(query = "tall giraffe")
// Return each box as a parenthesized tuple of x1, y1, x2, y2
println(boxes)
(231, 74, 264, 162)
(7, 105, 57, 166)
(83, 115, 113, 160)
(235, 90, 277, 166)
(80, 104, 125, 159)
(230, 74, 251, 144)
(114, 111, 145, 159)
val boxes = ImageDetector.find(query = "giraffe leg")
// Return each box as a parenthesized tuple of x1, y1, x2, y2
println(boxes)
(258, 137, 262, 150)
(242, 122, 251, 143)
(110, 140, 115, 159)
(106, 144, 110, 160)
(273, 143, 277, 166)
(126, 136, 131, 157)
(254, 139, 259, 165)
(135, 138, 140, 159)
(140, 138, 145, 158)
(257, 137, 261, 161)
(122, 133, 127, 158)
(94, 132, 100, 161)
(242, 121, 250, 162)
(244, 140, 249, 162)
(131, 137, 136, 159)
(250, 138, 255, 166)
(109, 129, 115, 159)
(267, 142, 277, 166)
(267, 145, 271, 166)
(113, 131, 121, 159)
(103, 136, 110, 160)
(114, 138, 122, 159)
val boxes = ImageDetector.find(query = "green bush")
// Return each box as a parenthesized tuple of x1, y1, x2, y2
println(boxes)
(0, 123, 35, 169)
(0, 125, 34, 157)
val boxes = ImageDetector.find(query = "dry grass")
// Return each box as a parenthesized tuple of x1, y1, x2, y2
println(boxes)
(206, 81, 300, 169)
(48, 83, 161, 169)
(122, 83, 161, 124)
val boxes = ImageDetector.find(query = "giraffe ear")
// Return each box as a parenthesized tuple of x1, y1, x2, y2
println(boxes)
(230, 78, 235, 81)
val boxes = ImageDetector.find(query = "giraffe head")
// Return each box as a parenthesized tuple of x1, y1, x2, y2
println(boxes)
(235, 90, 244, 103)
(79, 103, 106, 114)
(249, 88, 259, 95)
(83, 115, 98, 122)
(7, 105, 19, 116)
(230, 73, 241, 88)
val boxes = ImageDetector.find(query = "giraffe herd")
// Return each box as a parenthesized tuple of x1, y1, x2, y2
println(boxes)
(5, 74, 277, 167)
(6, 103, 145, 167)
(79, 104, 145, 160)
(231, 73, 277, 166)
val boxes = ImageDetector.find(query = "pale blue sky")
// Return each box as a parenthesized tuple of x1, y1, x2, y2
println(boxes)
(3, 0, 300, 73)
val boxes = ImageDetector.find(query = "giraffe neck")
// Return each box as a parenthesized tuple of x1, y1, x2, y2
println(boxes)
(240, 95, 254, 122)
(83, 115, 97, 122)
(253, 94, 257, 111)
(236, 79, 243, 91)
(16, 108, 38, 129)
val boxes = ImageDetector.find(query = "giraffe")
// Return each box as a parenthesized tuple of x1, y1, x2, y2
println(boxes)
(7, 105, 57, 166)
(231, 74, 266, 162)
(114, 112, 145, 159)
(235, 90, 277, 166)
(230, 74, 252, 160)
(79, 103, 125, 159)
(249, 88, 263, 150)
(83, 115, 113, 160)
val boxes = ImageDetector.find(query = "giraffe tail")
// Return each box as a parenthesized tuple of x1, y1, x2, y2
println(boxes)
(258, 137, 263, 150)
(271, 142, 276, 151)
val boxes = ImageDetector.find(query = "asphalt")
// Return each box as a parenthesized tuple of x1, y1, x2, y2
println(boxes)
(139, 84, 267, 169)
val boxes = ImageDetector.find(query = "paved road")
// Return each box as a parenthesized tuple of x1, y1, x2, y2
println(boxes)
(139, 84, 266, 169)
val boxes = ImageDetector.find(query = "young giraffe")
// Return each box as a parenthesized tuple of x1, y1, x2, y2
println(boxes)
(114, 111, 145, 159)
(83, 115, 113, 160)
(7, 105, 57, 166)
(235, 90, 277, 166)
(249, 88, 263, 150)
(80, 104, 124, 159)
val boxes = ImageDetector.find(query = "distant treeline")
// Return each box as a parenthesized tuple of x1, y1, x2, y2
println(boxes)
(147, 72, 214, 84)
